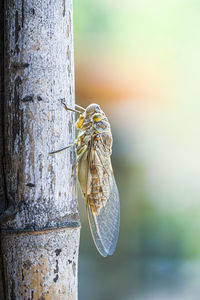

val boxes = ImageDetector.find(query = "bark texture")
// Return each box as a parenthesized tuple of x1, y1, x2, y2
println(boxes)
(0, 0, 6, 216)
(0, 1, 6, 298)
(2, 229, 79, 299)
(1, 0, 80, 299)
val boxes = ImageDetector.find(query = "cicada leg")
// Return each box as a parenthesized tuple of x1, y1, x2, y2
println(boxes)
(72, 144, 88, 176)
(61, 99, 85, 114)
(49, 142, 77, 155)
(75, 104, 85, 112)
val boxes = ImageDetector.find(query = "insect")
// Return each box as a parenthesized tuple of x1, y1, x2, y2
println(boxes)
(50, 102, 120, 257)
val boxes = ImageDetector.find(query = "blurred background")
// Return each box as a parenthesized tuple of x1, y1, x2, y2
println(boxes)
(73, 0, 200, 299)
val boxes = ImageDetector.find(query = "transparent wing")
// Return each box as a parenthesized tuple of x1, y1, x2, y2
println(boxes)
(86, 146, 120, 257)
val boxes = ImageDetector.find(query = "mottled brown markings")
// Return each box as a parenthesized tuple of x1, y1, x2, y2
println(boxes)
(15, 10, 20, 43)
(15, 44, 20, 54)
(31, 38, 40, 51)
(17, 169, 20, 202)
(21, 0, 24, 27)
(68, 120, 72, 134)
(53, 274, 59, 282)
(26, 183, 35, 188)
(11, 62, 29, 70)
(22, 269, 24, 281)
(15, 10, 20, 54)
(14, 76, 21, 100)
(70, 150, 73, 164)
(25, 108, 35, 182)
(30, 8, 35, 15)
(11, 278, 16, 300)
(55, 249, 61, 256)
(20, 106, 24, 143)
(67, 11, 71, 37)
(90, 165, 97, 175)
(72, 262, 76, 277)
(67, 24, 70, 37)
(21, 95, 33, 102)
(66, 45, 70, 60)
(67, 64, 71, 76)
(13, 76, 22, 151)
(20, 47, 26, 63)
(54, 260, 59, 274)
(39, 159, 43, 179)
(63, 0, 66, 17)
(31, 290, 34, 299)
(68, 11, 71, 33)
(37, 96, 42, 101)
(23, 259, 32, 270)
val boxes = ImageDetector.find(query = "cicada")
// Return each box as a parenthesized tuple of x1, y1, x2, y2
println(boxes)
(50, 102, 120, 257)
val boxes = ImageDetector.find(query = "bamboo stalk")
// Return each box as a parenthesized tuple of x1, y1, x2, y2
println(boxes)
(0, 0, 6, 298)
(1, 1, 80, 299)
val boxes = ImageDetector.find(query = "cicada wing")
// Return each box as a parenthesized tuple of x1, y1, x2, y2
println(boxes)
(86, 148, 120, 256)
(86, 205, 109, 257)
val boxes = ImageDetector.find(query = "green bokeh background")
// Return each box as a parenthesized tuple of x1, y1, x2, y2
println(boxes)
(74, 1, 200, 299)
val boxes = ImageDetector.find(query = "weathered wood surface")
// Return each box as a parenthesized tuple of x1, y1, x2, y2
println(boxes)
(0, 0, 6, 216)
(2, 228, 80, 299)
(1, 0, 80, 299)
(0, 1, 6, 299)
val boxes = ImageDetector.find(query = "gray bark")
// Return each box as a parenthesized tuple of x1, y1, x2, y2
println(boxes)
(0, 1, 6, 298)
(1, 0, 80, 299)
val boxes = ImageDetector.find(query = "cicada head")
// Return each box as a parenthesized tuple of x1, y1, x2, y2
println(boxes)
(85, 103, 101, 115)
(76, 104, 103, 129)
(85, 103, 105, 123)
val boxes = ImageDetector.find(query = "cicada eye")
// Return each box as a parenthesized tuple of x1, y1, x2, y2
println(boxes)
(93, 114, 103, 122)
(76, 115, 84, 129)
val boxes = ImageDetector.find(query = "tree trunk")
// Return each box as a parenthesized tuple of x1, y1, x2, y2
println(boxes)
(1, 1, 80, 299)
